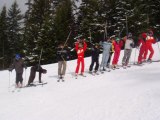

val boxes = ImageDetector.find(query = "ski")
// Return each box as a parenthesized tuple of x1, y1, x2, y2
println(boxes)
(12, 88, 21, 93)
(75, 74, 86, 79)
(57, 78, 65, 82)
(24, 82, 47, 88)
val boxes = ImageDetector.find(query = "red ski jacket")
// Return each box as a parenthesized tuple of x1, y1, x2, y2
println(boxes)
(75, 41, 87, 59)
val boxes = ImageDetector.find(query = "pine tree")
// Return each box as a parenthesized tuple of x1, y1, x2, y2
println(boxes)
(0, 6, 9, 69)
(24, 0, 58, 65)
(7, 1, 24, 58)
(54, 0, 74, 45)
(77, 0, 102, 43)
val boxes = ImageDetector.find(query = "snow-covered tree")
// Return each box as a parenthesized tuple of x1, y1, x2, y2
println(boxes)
(7, 1, 24, 58)
(0, 6, 9, 69)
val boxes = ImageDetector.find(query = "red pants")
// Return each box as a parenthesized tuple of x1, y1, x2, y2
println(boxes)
(144, 44, 154, 60)
(75, 58, 84, 74)
(138, 46, 145, 63)
(112, 50, 120, 65)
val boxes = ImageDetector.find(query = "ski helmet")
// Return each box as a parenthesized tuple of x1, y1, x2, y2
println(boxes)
(15, 54, 21, 60)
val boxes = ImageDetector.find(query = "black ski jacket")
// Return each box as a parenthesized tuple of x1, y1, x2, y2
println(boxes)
(56, 47, 70, 62)
(91, 47, 100, 61)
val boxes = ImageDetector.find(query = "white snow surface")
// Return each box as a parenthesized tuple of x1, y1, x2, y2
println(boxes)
(0, 43, 160, 120)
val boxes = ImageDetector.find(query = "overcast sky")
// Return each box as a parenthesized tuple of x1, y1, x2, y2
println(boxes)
(0, 0, 81, 13)
(0, 0, 27, 13)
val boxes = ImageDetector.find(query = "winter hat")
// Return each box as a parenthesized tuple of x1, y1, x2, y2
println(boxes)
(115, 37, 120, 41)
(148, 30, 153, 36)
(15, 54, 21, 60)
(142, 33, 147, 39)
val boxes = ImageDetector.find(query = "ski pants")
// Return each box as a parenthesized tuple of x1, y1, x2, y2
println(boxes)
(58, 61, 67, 76)
(144, 44, 154, 60)
(75, 58, 84, 74)
(122, 49, 132, 65)
(101, 51, 110, 68)
(16, 73, 23, 84)
(28, 67, 42, 85)
(112, 50, 120, 65)
(89, 58, 99, 71)
(107, 52, 113, 66)
(138, 46, 145, 63)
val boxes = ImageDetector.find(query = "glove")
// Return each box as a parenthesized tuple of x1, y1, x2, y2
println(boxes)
(24, 66, 27, 69)
(130, 43, 134, 48)
(70, 48, 75, 52)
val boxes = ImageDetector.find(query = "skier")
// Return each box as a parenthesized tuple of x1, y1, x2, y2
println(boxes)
(9, 54, 27, 88)
(57, 43, 70, 81)
(27, 65, 47, 86)
(75, 38, 87, 77)
(143, 30, 156, 62)
(107, 36, 115, 68)
(100, 38, 112, 72)
(112, 37, 124, 69)
(122, 33, 134, 68)
(137, 32, 147, 64)
(89, 43, 100, 74)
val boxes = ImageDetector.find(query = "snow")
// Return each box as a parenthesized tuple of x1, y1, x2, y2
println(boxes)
(0, 43, 160, 120)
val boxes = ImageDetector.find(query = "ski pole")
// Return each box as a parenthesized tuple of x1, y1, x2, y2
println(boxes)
(103, 20, 107, 40)
(134, 48, 137, 64)
(156, 42, 160, 56)
(8, 71, 11, 91)
(24, 68, 27, 86)
(64, 31, 72, 47)
(89, 28, 92, 43)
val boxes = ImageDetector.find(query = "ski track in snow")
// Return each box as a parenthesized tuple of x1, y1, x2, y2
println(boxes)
(0, 43, 160, 120)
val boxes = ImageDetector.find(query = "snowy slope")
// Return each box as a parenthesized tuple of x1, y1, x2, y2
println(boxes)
(0, 43, 160, 120)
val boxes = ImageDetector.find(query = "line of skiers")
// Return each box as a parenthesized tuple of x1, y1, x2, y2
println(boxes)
(8, 29, 157, 87)
(56, 30, 157, 80)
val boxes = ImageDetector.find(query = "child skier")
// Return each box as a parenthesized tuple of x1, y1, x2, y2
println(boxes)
(89, 43, 100, 75)
(27, 65, 47, 86)
(107, 36, 115, 68)
(143, 30, 156, 62)
(137, 32, 147, 64)
(100, 38, 112, 72)
(9, 54, 27, 88)
(57, 43, 70, 81)
(75, 38, 87, 77)
(122, 33, 134, 68)
(112, 37, 123, 69)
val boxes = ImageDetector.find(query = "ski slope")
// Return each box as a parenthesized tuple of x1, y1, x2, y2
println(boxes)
(0, 43, 160, 120)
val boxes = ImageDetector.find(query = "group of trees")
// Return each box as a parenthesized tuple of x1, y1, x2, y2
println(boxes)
(0, 0, 160, 69)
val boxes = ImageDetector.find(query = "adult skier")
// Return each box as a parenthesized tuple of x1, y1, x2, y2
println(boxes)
(122, 33, 134, 68)
(27, 65, 47, 86)
(100, 38, 112, 72)
(143, 30, 156, 62)
(75, 38, 87, 77)
(57, 43, 70, 81)
(89, 43, 100, 74)
(9, 54, 27, 88)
